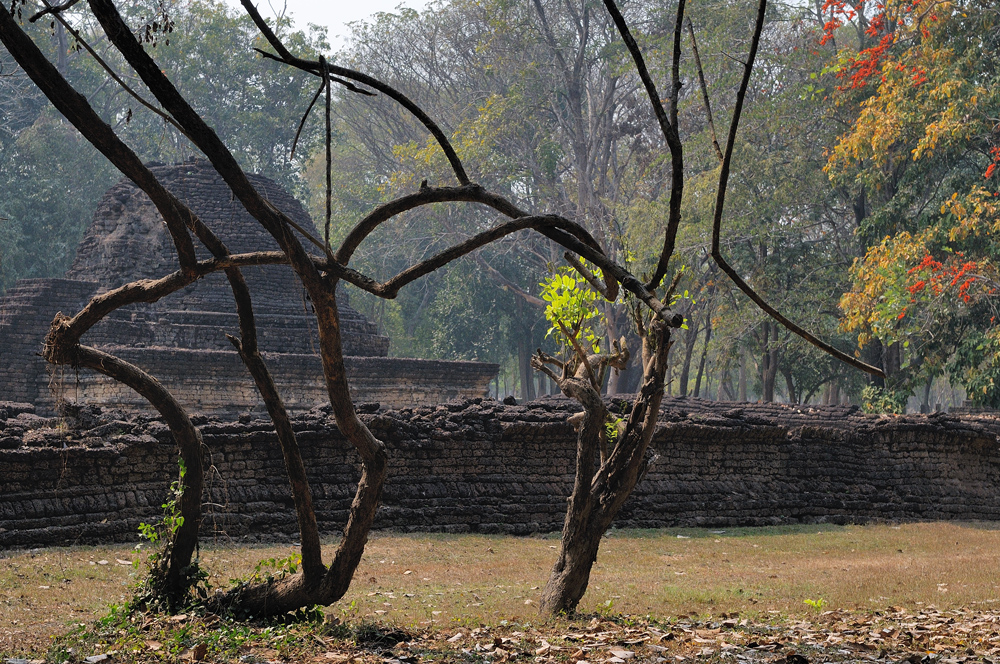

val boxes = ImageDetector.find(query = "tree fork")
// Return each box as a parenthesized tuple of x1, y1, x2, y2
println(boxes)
(535, 322, 671, 613)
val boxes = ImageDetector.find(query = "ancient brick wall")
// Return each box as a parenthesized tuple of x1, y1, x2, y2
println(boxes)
(0, 275, 496, 415)
(0, 279, 99, 405)
(52, 349, 497, 414)
(0, 161, 497, 415)
(2, 397, 999, 548)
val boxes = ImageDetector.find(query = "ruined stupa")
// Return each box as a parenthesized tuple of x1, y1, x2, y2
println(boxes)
(0, 160, 497, 414)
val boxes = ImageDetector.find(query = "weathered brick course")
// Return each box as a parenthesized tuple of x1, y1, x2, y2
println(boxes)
(1, 396, 999, 548)
(0, 161, 497, 414)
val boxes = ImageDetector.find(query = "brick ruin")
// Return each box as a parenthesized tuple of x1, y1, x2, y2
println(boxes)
(2, 395, 999, 547)
(4, 164, 1000, 548)
(0, 160, 497, 414)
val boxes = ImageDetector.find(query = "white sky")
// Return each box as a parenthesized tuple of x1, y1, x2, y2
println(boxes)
(225, 0, 427, 48)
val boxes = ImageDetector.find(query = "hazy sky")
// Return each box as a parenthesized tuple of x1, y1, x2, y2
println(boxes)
(226, 0, 427, 48)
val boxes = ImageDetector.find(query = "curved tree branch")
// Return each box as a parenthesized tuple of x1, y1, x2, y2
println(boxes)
(42, 334, 204, 608)
(600, 0, 685, 292)
(705, 0, 884, 377)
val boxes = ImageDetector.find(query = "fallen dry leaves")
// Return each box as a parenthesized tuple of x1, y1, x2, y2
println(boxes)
(366, 606, 1000, 664)
(22, 605, 1000, 664)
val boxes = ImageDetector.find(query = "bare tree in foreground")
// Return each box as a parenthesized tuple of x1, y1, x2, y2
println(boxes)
(525, 0, 885, 613)
(0, 0, 882, 616)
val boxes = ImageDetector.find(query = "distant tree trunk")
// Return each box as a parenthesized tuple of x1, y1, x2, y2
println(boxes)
(717, 366, 734, 401)
(517, 300, 536, 401)
(781, 365, 797, 404)
(883, 340, 902, 379)
(678, 316, 700, 396)
(867, 338, 886, 389)
(693, 317, 712, 398)
(761, 322, 779, 402)
(614, 333, 643, 394)
(665, 348, 674, 396)
(921, 376, 932, 413)
(54, 22, 68, 75)
(403, 279, 435, 338)
(605, 307, 623, 395)
(739, 349, 748, 401)
(519, 340, 536, 401)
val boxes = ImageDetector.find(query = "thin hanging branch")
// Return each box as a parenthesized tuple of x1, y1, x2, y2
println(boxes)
(706, 0, 884, 377)
(261, 199, 334, 262)
(686, 17, 724, 163)
(32, 0, 187, 136)
(290, 74, 325, 160)
(322, 54, 332, 249)
(239, 0, 471, 187)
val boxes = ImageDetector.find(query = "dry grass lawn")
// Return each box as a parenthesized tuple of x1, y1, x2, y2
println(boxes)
(3, 522, 1000, 658)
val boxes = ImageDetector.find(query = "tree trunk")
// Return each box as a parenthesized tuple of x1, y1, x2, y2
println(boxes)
(781, 365, 797, 404)
(665, 348, 673, 396)
(739, 349, 747, 401)
(693, 317, 712, 398)
(519, 336, 536, 400)
(605, 308, 622, 395)
(55, 22, 68, 75)
(867, 338, 886, 389)
(761, 323, 779, 402)
(883, 340, 901, 379)
(517, 301, 536, 401)
(537, 322, 670, 614)
(717, 366, 734, 401)
(538, 375, 608, 612)
(678, 316, 700, 396)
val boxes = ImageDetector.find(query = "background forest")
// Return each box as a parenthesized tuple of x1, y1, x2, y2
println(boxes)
(1, 0, 997, 411)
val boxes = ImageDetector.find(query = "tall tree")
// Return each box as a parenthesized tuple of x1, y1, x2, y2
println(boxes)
(832, 0, 1000, 406)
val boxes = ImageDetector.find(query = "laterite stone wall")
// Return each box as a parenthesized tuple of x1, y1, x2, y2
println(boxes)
(1, 396, 998, 548)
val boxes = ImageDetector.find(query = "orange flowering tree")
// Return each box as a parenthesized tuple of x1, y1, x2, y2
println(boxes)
(829, 0, 1000, 405)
